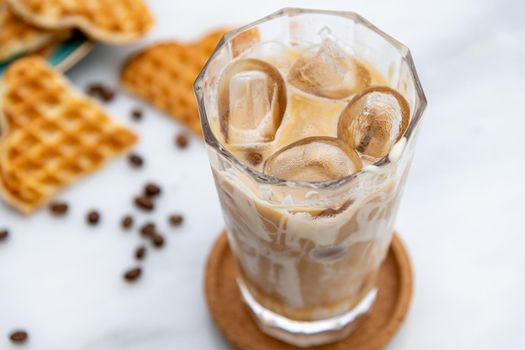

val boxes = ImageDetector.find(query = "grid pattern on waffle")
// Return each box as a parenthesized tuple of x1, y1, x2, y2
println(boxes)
(0, 1, 69, 61)
(0, 57, 137, 213)
(6, 0, 154, 44)
(120, 29, 228, 136)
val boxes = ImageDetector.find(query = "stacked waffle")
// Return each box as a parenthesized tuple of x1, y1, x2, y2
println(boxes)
(0, 0, 155, 63)
(0, 2, 234, 213)
(0, 0, 156, 213)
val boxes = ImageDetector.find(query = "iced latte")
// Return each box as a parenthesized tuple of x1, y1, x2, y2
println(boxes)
(195, 8, 426, 347)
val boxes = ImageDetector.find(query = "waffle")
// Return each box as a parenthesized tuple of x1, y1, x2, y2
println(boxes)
(0, 0, 70, 62)
(6, 0, 154, 44)
(120, 29, 229, 136)
(0, 57, 138, 214)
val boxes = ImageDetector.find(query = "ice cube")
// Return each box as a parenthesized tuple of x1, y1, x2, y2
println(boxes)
(288, 39, 370, 99)
(337, 86, 410, 159)
(263, 136, 362, 182)
(230, 28, 260, 57)
(218, 58, 287, 144)
(245, 41, 300, 70)
(229, 71, 271, 129)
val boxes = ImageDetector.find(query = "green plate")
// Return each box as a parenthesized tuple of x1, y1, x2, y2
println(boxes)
(0, 31, 93, 75)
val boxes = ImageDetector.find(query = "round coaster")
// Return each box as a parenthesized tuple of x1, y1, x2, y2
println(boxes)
(205, 231, 413, 350)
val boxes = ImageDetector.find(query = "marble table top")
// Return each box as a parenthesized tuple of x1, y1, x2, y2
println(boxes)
(0, 0, 524, 349)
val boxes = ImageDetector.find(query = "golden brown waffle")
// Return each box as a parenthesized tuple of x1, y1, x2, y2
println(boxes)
(120, 29, 229, 136)
(0, 0, 70, 62)
(0, 57, 138, 214)
(6, 0, 154, 44)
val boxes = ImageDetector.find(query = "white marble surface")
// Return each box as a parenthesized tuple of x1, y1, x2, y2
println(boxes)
(1, 0, 524, 349)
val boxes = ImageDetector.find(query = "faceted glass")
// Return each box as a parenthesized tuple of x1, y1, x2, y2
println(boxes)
(195, 8, 426, 347)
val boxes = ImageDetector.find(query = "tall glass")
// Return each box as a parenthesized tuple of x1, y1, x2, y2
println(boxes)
(195, 8, 426, 347)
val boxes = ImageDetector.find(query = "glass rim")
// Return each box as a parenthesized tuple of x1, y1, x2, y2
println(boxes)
(194, 7, 427, 190)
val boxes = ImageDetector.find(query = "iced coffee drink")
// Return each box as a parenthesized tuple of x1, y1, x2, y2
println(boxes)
(195, 8, 426, 347)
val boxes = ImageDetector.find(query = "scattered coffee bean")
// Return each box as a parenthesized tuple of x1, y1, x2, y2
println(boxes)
(9, 330, 28, 344)
(49, 201, 68, 216)
(86, 83, 115, 102)
(123, 267, 142, 282)
(86, 83, 103, 96)
(135, 246, 146, 260)
(140, 222, 156, 237)
(144, 183, 161, 197)
(135, 196, 154, 211)
(152, 234, 165, 248)
(131, 108, 143, 121)
(169, 214, 184, 226)
(128, 153, 144, 168)
(121, 215, 134, 230)
(87, 211, 100, 225)
(175, 133, 189, 149)
(246, 152, 263, 166)
(0, 229, 8, 241)
(100, 88, 115, 102)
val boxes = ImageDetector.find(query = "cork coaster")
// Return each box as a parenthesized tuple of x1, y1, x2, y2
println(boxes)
(205, 231, 413, 350)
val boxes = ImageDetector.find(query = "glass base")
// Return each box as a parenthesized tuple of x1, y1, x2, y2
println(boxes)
(237, 278, 378, 347)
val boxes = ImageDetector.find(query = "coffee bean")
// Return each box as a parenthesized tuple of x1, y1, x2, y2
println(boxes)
(0, 229, 9, 241)
(86, 83, 103, 96)
(169, 214, 184, 226)
(175, 134, 189, 149)
(140, 222, 156, 237)
(87, 211, 100, 225)
(9, 330, 28, 344)
(152, 234, 165, 248)
(49, 201, 68, 216)
(144, 183, 161, 197)
(100, 88, 115, 102)
(86, 83, 115, 102)
(131, 108, 143, 121)
(121, 215, 134, 230)
(128, 153, 144, 168)
(123, 267, 142, 282)
(135, 246, 146, 260)
(246, 152, 263, 166)
(134, 196, 154, 211)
